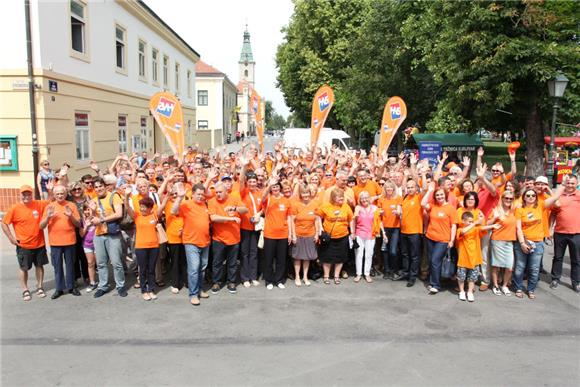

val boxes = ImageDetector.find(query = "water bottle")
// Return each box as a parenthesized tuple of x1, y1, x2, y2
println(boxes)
(381, 239, 388, 252)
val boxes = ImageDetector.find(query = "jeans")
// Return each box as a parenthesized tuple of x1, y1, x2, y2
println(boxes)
(50, 244, 75, 291)
(168, 243, 187, 289)
(94, 234, 125, 291)
(401, 233, 422, 281)
(513, 241, 544, 293)
(184, 244, 209, 297)
(135, 247, 158, 293)
(263, 238, 288, 285)
(355, 236, 376, 276)
(427, 238, 449, 290)
(382, 228, 400, 274)
(120, 227, 137, 273)
(211, 241, 239, 285)
(551, 233, 579, 286)
(240, 230, 259, 282)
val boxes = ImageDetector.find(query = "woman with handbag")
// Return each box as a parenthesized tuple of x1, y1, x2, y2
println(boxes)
(352, 191, 381, 283)
(421, 183, 458, 294)
(316, 188, 354, 285)
(290, 185, 321, 287)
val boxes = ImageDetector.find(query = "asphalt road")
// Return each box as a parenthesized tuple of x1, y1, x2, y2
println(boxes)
(1, 229, 579, 386)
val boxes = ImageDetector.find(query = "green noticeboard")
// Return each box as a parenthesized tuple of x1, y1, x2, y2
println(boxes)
(0, 136, 19, 171)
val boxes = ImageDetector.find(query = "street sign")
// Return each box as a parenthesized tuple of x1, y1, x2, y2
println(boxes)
(418, 141, 442, 167)
(48, 80, 58, 92)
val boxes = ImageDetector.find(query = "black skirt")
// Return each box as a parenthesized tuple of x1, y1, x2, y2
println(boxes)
(318, 235, 349, 264)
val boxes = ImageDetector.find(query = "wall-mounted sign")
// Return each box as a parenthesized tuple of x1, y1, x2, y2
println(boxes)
(0, 136, 19, 171)
(48, 80, 58, 92)
(12, 80, 28, 90)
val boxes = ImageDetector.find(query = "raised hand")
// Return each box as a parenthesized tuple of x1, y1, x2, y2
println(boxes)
(477, 146, 484, 157)
(124, 186, 132, 197)
(409, 152, 417, 165)
(90, 161, 100, 171)
(175, 182, 186, 197)
(462, 156, 471, 167)
(476, 163, 488, 178)
(46, 205, 56, 218)
(64, 205, 73, 218)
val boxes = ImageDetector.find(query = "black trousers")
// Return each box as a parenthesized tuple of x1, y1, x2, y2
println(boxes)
(264, 238, 287, 285)
(401, 233, 422, 281)
(211, 240, 239, 285)
(167, 243, 186, 289)
(551, 232, 580, 286)
(135, 247, 159, 293)
(240, 230, 259, 282)
(74, 232, 89, 281)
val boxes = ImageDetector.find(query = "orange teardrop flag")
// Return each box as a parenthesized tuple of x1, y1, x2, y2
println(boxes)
(379, 96, 407, 154)
(250, 89, 263, 152)
(508, 141, 520, 154)
(258, 101, 265, 153)
(149, 92, 184, 157)
(310, 85, 335, 151)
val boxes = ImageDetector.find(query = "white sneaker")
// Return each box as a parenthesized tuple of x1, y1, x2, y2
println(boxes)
(458, 291, 466, 301)
(428, 286, 439, 294)
(501, 286, 511, 296)
(243, 281, 251, 288)
(277, 283, 286, 289)
(266, 284, 274, 290)
(467, 292, 475, 302)
(251, 280, 260, 287)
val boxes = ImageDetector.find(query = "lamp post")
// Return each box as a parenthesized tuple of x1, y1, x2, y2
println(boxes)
(546, 73, 569, 186)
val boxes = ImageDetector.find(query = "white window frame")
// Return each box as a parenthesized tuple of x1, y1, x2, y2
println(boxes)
(152, 48, 159, 85)
(162, 55, 169, 89)
(118, 114, 127, 154)
(198, 120, 208, 130)
(175, 62, 180, 95)
(69, 0, 90, 62)
(75, 112, 90, 161)
(198, 90, 208, 106)
(138, 38, 147, 81)
(115, 23, 127, 75)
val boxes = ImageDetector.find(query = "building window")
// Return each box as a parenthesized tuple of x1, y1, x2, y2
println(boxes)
(152, 48, 159, 84)
(75, 112, 90, 160)
(198, 120, 208, 130)
(163, 55, 169, 88)
(198, 90, 208, 106)
(118, 115, 127, 153)
(140, 116, 148, 151)
(244, 69, 248, 77)
(175, 62, 180, 94)
(187, 70, 192, 98)
(70, 0, 87, 54)
(138, 39, 147, 80)
(115, 25, 126, 70)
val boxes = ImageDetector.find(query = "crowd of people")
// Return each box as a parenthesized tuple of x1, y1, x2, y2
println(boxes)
(2, 141, 579, 306)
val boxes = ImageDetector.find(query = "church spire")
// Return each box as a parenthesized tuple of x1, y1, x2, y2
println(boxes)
(239, 25, 254, 63)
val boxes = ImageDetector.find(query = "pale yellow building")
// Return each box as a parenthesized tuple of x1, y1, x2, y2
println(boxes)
(0, 0, 201, 210)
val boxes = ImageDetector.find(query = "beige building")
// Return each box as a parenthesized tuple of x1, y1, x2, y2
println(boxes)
(195, 60, 237, 148)
(0, 0, 201, 210)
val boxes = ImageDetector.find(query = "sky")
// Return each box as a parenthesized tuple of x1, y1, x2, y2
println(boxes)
(145, 0, 294, 118)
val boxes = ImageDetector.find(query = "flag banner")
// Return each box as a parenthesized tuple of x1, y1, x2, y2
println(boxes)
(379, 96, 407, 154)
(257, 101, 265, 153)
(250, 89, 263, 152)
(310, 85, 335, 151)
(149, 92, 184, 156)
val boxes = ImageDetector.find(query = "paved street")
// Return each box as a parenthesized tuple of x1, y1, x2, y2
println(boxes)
(1, 231, 579, 386)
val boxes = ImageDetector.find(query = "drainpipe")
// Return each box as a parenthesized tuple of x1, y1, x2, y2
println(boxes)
(25, 0, 40, 198)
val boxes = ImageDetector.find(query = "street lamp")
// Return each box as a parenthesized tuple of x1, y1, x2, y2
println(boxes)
(546, 73, 569, 186)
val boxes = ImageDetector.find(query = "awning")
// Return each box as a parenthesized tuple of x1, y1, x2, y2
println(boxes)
(543, 136, 580, 147)
(412, 133, 483, 151)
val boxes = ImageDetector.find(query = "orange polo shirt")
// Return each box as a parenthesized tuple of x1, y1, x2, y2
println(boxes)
(316, 202, 353, 239)
(134, 213, 159, 249)
(164, 199, 183, 244)
(3, 200, 48, 249)
(263, 195, 291, 239)
(353, 181, 381, 202)
(42, 201, 80, 246)
(208, 195, 243, 245)
(553, 190, 580, 234)
(426, 203, 458, 243)
(378, 196, 402, 228)
(401, 193, 423, 235)
(240, 187, 263, 231)
(291, 199, 319, 237)
(515, 204, 545, 242)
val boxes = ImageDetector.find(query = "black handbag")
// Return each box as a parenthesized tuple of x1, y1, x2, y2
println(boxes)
(98, 196, 121, 235)
(441, 249, 456, 278)
(320, 216, 339, 246)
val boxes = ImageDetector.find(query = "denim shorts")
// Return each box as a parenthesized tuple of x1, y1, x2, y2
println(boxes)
(457, 266, 480, 282)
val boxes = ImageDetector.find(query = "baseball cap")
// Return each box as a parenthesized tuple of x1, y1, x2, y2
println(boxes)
(221, 175, 233, 181)
(535, 176, 549, 185)
(20, 185, 33, 193)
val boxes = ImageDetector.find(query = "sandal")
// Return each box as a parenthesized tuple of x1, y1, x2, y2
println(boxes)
(36, 288, 46, 298)
(353, 275, 361, 283)
(515, 290, 524, 299)
(334, 278, 341, 285)
(133, 283, 141, 289)
(22, 290, 32, 302)
(323, 277, 331, 285)
(364, 276, 373, 283)
(528, 292, 536, 300)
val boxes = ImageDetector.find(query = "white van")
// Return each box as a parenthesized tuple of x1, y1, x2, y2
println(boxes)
(283, 128, 351, 151)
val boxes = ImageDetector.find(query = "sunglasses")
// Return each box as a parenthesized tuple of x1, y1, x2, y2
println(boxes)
(525, 194, 537, 198)
(491, 169, 502, 173)
(503, 197, 514, 201)
(83, 181, 93, 185)
(72, 187, 83, 191)
(43, 163, 50, 166)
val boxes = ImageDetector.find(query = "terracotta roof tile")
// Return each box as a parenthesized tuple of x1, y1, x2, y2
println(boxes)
(195, 60, 222, 74)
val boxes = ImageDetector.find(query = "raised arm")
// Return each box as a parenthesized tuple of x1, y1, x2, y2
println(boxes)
(477, 163, 497, 196)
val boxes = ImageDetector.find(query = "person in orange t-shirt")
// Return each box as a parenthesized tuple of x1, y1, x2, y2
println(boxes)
(40, 185, 81, 299)
(161, 187, 186, 294)
(400, 179, 423, 287)
(377, 181, 403, 280)
(422, 184, 458, 293)
(125, 190, 159, 301)
(353, 170, 381, 203)
(239, 170, 263, 288)
(172, 183, 211, 305)
(2, 185, 50, 301)
(208, 182, 248, 294)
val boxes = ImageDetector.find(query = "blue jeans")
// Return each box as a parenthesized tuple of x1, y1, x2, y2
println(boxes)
(184, 244, 209, 298)
(513, 241, 544, 293)
(427, 238, 449, 290)
(50, 244, 75, 291)
(382, 228, 400, 274)
(94, 234, 125, 291)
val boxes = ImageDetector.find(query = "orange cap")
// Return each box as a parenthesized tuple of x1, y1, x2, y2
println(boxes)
(19, 185, 33, 193)
(508, 141, 520, 154)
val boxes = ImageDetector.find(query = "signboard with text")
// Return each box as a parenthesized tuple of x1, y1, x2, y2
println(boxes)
(418, 141, 442, 167)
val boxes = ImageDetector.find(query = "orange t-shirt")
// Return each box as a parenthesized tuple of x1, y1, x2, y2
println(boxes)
(456, 207, 484, 229)
(537, 192, 552, 238)
(291, 199, 319, 237)
(164, 200, 183, 244)
(401, 193, 423, 234)
(134, 213, 159, 249)
(515, 204, 544, 242)
(3, 200, 48, 249)
(316, 202, 353, 239)
(263, 195, 291, 239)
(178, 200, 211, 247)
(353, 181, 381, 203)
(208, 195, 243, 245)
(426, 203, 458, 243)
(42, 201, 80, 246)
(240, 187, 263, 231)
(321, 176, 336, 189)
(131, 193, 158, 214)
(552, 190, 580, 234)
(491, 211, 517, 241)
(456, 226, 486, 269)
(85, 189, 98, 199)
(377, 196, 402, 228)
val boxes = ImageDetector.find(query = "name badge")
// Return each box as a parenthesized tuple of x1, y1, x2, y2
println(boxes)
(150, 219, 156, 224)
(32, 210, 39, 218)
(438, 212, 445, 217)
(279, 204, 285, 211)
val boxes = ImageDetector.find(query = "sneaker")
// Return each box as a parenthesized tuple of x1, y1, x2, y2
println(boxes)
(211, 284, 221, 294)
(341, 271, 349, 279)
(303, 278, 311, 286)
(170, 286, 180, 294)
(149, 292, 158, 300)
(199, 291, 210, 299)
(391, 272, 403, 281)
(467, 292, 475, 302)
(243, 281, 251, 288)
(85, 283, 98, 293)
(492, 286, 502, 296)
(117, 288, 128, 297)
(458, 291, 466, 301)
(227, 284, 237, 294)
(142, 293, 151, 301)
(479, 282, 489, 292)
(501, 286, 511, 296)
(549, 280, 559, 289)
(251, 280, 260, 287)
(428, 286, 439, 294)
(266, 284, 274, 290)
(406, 280, 416, 288)
(277, 283, 286, 289)
(93, 289, 106, 298)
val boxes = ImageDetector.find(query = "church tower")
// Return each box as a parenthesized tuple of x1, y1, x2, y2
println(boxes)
(238, 25, 255, 87)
